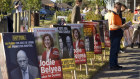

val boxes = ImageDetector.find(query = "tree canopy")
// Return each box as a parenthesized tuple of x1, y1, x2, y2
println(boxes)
(21, 0, 41, 11)
(0, 0, 12, 13)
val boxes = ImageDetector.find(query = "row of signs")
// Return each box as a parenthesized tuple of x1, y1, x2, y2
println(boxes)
(0, 21, 110, 79)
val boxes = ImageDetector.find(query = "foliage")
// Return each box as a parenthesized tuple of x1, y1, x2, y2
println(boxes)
(0, 0, 12, 13)
(85, 11, 102, 21)
(93, 0, 106, 6)
(67, 13, 72, 23)
(62, 0, 74, 6)
(55, 11, 72, 23)
(21, 0, 41, 11)
(122, 12, 134, 22)
(56, 0, 74, 6)
(56, 11, 71, 16)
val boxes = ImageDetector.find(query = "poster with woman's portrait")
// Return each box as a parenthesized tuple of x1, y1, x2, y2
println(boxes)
(93, 20, 105, 48)
(67, 24, 87, 64)
(103, 21, 110, 47)
(92, 22, 102, 54)
(57, 16, 67, 25)
(33, 28, 63, 79)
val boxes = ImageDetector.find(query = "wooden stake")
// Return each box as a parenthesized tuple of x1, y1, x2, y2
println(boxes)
(13, 13, 17, 32)
(85, 64, 88, 75)
(74, 70, 77, 79)
(17, 12, 20, 32)
(80, 64, 82, 71)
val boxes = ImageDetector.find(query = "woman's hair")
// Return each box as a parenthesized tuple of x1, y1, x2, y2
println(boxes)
(72, 28, 81, 39)
(42, 34, 54, 48)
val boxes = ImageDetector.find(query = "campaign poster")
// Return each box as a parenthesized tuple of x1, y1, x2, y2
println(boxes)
(92, 22, 102, 54)
(57, 16, 67, 25)
(0, 33, 9, 79)
(34, 28, 63, 79)
(2, 33, 41, 79)
(67, 24, 87, 64)
(92, 20, 105, 48)
(123, 26, 133, 47)
(53, 25, 76, 71)
(82, 22, 94, 58)
(103, 21, 110, 47)
(81, 13, 86, 22)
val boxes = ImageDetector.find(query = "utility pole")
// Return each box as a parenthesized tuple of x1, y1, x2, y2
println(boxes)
(134, 0, 136, 11)
(125, 0, 127, 6)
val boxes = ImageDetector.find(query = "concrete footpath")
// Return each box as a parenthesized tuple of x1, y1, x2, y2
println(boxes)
(92, 47, 140, 79)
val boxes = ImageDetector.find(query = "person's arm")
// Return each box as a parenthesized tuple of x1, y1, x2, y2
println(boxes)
(110, 24, 126, 29)
(14, 4, 19, 8)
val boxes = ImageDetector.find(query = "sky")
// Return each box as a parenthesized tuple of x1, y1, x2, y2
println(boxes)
(51, 0, 56, 2)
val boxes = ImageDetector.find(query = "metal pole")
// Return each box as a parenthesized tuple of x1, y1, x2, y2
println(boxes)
(125, 0, 128, 6)
(134, 0, 136, 11)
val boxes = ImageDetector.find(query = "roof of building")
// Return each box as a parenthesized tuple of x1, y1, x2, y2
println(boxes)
(41, 0, 54, 7)
(56, 3, 72, 9)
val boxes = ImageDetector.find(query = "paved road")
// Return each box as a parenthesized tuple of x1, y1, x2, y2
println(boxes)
(93, 47, 140, 79)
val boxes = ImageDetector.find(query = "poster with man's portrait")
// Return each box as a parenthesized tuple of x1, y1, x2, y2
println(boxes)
(34, 28, 63, 79)
(82, 22, 95, 58)
(1, 33, 41, 79)
(53, 25, 76, 71)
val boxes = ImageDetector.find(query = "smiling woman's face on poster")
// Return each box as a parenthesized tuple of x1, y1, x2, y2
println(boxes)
(42, 34, 54, 50)
(73, 29, 80, 40)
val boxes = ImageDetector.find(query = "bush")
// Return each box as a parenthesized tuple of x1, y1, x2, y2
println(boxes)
(123, 12, 134, 22)
(85, 11, 102, 21)
(52, 11, 72, 23)
(67, 13, 72, 23)
(55, 11, 71, 16)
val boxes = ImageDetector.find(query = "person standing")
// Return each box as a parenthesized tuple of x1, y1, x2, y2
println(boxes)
(108, 2, 128, 70)
(131, 7, 140, 48)
(14, 0, 22, 13)
(119, 4, 127, 53)
(101, 7, 107, 20)
(71, 0, 82, 23)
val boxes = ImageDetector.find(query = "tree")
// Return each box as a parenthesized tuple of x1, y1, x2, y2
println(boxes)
(56, 0, 74, 6)
(0, 0, 12, 13)
(93, 0, 106, 14)
(21, 0, 41, 11)
(62, 0, 74, 6)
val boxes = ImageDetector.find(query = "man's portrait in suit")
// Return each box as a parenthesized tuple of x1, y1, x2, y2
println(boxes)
(85, 37, 90, 52)
(66, 36, 74, 58)
(59, 37, 69, 59)
(10, 50, 40, 79)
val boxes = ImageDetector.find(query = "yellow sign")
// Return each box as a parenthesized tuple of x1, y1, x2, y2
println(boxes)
(86, 52, 94, 58)
(101, 42, 105, 49)
(138, 16, 140, 21)
(61, 58, 76, 71)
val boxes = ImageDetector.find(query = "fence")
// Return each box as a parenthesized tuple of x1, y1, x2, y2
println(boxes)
(13, 11, 39, 32)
